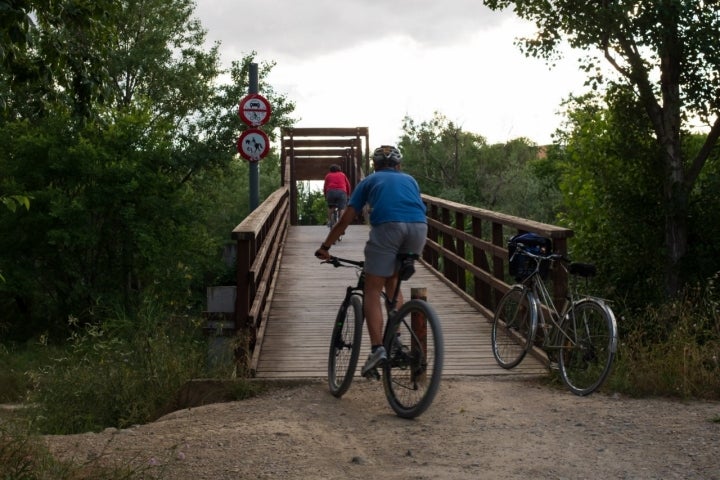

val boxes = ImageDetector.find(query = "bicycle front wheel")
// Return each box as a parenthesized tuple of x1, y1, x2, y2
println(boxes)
(382, 299, 444, 419)
(491, 285, 538, 369)
(559, 299, 618, 396)
(328, 294, 364, 397)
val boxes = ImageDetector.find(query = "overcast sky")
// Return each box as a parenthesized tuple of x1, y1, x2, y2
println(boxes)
(194, 0, 590, 147)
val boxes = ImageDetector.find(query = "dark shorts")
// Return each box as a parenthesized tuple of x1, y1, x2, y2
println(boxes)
(364, 222, 428, 277)
(326, 189, 348, 209)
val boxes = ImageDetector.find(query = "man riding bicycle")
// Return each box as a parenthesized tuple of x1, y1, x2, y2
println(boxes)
(323, 164, 351, 228)
(315, 145, 427, 377)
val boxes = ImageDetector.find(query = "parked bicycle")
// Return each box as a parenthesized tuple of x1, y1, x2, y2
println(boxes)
(491, 233, 618, 396)
(323, 254, 444, 418)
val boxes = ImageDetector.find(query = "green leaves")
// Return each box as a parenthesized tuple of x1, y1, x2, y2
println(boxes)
(0, 1, 292, 341)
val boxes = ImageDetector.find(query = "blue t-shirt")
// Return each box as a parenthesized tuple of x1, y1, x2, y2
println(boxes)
(348, 169, 427, 225)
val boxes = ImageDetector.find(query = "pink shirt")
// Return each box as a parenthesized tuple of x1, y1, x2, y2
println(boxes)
(324, 171, 351, 195)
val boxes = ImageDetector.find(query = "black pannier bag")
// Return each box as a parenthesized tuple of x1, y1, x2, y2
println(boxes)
(508, 233, 553, 282)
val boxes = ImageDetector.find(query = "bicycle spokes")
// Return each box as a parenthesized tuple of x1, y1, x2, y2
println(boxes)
(559, 300, 615, 396)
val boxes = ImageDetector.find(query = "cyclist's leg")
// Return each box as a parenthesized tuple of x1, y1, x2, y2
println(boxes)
(336, 193, 348, 239)
(363, 273, 385, 346)
(387, 222, 427, 309)
(326, 190, 341, 227)
(361, 225, 404, 377)
(360, 272, 387, 378)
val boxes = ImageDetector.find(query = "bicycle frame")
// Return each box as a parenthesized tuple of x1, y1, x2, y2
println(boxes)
(516, 248, 616, 354)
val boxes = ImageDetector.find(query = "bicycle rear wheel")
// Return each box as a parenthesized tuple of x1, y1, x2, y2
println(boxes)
(559, 299, 618, 396)
(382, 299, 443, 419)
(491, 285, 538, 369)
(330, 208, 342, 242)
(328, 294, 364, 397)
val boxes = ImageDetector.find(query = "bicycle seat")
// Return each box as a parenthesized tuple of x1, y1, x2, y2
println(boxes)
(569, 262, 596, 277)
(397, 253, 419, 281)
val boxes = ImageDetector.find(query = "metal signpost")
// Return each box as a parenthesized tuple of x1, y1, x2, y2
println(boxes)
(237, 63, 272, 211)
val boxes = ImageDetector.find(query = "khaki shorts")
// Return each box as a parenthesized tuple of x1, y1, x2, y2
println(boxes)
(363, 222, 427, 277)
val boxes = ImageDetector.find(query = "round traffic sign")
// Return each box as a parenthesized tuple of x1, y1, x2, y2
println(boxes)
(237, 128, 270, 162)
(238, 93, 272, 127)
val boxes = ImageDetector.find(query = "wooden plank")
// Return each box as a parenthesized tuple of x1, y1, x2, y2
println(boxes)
(253, 225, 547, 379)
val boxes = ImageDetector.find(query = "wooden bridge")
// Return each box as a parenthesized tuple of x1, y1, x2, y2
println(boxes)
(214, 127, 574, 380)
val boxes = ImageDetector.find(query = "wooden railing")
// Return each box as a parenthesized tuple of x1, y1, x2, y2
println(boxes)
(421, 194, 574, 318)
(231, 186, 290, 364)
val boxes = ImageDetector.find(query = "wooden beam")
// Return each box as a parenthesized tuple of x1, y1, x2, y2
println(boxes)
(283, 127, 369, 137)
(282, 139, 359, 148)
(285, 148, 353, 157)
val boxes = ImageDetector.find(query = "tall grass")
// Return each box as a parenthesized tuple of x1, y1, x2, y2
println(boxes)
(608, 275, 720, 399)
(0, 298, 267, 478)
(25, 301, 214, 434)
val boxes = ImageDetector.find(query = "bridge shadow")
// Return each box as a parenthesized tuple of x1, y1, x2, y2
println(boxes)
(253, 225, 546, 379)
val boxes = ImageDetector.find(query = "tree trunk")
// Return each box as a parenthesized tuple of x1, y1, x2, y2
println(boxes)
(662, 140, 687, 297)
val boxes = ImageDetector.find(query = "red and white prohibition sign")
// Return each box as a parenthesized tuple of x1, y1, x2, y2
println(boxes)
(238, 93, 272, 127)
(237, 128, 270, 162)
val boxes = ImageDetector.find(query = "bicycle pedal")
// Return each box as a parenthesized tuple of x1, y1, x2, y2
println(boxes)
(363, 368, 381, 380)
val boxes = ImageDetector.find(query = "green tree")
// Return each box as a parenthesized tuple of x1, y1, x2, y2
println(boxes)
(551, 89, 665, 309)
(0, 1, 294, 341)
(399, 112, 487, 204)
(399, 112, 552, 221)
(483, 1, 720, 295)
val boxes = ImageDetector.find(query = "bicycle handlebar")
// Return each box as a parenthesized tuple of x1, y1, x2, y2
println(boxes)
(514, 243, 596, 278)
(514, 242, 567, 262)
(322, 256, 364, 268)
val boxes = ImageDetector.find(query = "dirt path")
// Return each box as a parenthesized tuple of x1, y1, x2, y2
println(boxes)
(44, 376, 720, 479)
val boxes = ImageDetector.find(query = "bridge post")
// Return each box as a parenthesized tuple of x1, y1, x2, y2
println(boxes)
(411, 287, 428, 382)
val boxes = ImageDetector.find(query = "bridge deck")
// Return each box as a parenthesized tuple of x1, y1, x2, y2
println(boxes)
(254, 225, 546, 378)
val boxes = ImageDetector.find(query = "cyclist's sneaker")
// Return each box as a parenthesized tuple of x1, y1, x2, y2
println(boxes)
(390, 334, 409, 359)
(361, 346, 387, 378)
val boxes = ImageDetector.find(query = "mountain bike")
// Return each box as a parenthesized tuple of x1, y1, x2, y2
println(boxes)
(323, 254, 444, 418)
(491, 237, 618, 396)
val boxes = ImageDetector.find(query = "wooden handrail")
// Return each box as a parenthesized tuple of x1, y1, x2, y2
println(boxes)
(231, 187, 290, 359)
(421, 194, 573, 318)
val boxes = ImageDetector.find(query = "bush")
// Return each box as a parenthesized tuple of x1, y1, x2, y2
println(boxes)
(27, 302, 210, 435)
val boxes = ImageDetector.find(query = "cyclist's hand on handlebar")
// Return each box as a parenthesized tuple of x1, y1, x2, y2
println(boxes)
(315, 245, 331, 260)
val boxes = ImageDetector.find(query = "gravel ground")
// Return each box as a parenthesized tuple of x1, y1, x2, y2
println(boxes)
(43, 375, 720, 480)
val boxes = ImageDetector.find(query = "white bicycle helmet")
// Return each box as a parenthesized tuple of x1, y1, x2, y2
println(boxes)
(372, 145, 402, 168)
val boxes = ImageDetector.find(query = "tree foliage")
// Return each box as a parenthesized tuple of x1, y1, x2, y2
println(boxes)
(550, 89, 666, 309)
(483, 0, 720, 295)
(399, 112, 554, 222)
(0, 0, 295, 341)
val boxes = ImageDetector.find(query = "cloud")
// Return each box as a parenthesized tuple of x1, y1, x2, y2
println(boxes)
(195, 0, 511, 60)
(195, 0, 590, 146)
